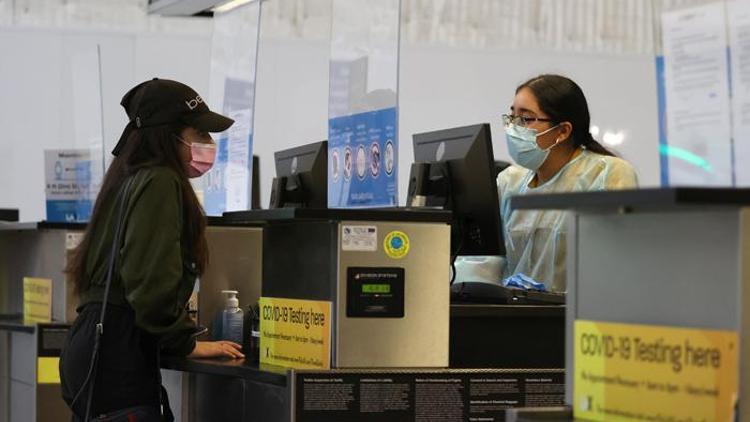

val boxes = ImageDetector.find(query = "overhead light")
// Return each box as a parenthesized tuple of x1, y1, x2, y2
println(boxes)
(213, 0, 253, 13)
(602, 131, 625, 146)
(590, 125, 600, 137)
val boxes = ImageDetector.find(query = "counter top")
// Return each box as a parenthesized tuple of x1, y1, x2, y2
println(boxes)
(510, 188, 750, 211)
(0, 314, 35, 333)
(0, 219, 258, 230)
(0, 317, 289, 385)
(0, 316, 70, 333)
(0, 209, 452, 232)
(160, 357, 288, 386)
(0, 221, 86, 231)
(222, 208, 452, 224)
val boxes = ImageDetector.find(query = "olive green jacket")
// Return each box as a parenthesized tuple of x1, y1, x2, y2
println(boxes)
(79, 166, 198, 356)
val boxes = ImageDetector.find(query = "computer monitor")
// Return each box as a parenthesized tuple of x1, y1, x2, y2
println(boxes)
(252, 155, 261, 209)
(408, 123, 504, 256)
(270, 141, 328, 209)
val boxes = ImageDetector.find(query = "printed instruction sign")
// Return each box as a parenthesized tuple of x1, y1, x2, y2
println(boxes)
(259, 297, 332, 370)
(45, 149, 97, 222)
(23, 277, 53, 324)
(661, 3, 733, 186)
(341, 225, 378, 251)
(574, 320, 738, 421)
(295, 369, 564, 422)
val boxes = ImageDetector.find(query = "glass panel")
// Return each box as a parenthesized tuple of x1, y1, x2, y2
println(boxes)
(200, 0, 262, 215)
(328, 0, 401, 208)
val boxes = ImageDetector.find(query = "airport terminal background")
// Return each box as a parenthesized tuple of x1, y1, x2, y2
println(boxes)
(3, 1, 750, 421)
(0, 0, 684, 220)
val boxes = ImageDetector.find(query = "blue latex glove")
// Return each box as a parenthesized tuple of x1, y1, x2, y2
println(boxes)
(502, 273, 547, 292)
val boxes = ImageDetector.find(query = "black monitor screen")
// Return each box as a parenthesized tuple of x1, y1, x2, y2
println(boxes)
(271, 141, 327, 209)
(410, 124, 504, 256)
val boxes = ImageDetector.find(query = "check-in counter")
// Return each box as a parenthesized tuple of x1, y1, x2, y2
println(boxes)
(506, 188, 750, 420)
(0, 319, 71, 422)
(0, 222, 85, 322)
(1, 210, 566, 421)
(0, 222, 83, 422)
(0, 221, 266, 422)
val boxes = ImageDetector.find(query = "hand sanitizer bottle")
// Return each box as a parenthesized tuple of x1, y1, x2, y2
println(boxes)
(220, 290, 243, 344)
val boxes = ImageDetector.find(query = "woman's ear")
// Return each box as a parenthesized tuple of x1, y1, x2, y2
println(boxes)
(558, 122, 574, 142)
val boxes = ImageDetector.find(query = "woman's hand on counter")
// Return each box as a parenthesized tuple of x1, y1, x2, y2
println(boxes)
(188, 341, 245, 359)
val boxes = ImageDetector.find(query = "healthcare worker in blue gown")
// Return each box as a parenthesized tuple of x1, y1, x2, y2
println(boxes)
(499, 74, 638, 293)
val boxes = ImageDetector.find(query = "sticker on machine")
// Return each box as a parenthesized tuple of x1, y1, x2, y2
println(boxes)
(342, 225, 378, 252)
(384, 231, 410, 259)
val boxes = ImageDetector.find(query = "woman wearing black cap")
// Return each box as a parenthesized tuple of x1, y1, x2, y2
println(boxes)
(59, 78, 243, 421)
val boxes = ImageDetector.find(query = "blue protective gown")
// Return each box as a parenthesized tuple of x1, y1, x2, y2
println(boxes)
(498, 148, 638, 292)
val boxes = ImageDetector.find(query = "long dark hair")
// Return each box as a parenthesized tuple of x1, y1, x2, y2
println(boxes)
(66, 124, 208, 294)
(517, 74, 614, 156)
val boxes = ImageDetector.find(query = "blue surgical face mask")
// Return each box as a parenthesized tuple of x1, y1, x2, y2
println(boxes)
(504, 123, 561, 171)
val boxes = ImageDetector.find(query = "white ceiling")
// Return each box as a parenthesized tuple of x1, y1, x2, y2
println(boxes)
(0, 0, 725, 53)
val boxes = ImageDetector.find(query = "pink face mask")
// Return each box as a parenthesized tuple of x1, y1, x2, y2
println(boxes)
(179, 138, 216, 178)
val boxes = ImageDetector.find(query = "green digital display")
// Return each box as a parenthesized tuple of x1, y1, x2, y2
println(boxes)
(362, 284, 391, 294)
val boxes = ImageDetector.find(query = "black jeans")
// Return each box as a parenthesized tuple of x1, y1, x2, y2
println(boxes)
(60, 303, 163, 420)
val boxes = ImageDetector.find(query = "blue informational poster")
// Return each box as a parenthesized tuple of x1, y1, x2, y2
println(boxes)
(45, 149, 96, 222)
(328, 107, 398, 207)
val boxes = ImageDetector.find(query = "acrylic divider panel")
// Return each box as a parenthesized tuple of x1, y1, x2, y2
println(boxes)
(201, 1, 261, 215)
(45, 42, 105, 222)
(328, 0, 401, 208)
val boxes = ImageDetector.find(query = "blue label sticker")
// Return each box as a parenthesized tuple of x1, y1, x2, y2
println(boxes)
(328, 107, 398, 208)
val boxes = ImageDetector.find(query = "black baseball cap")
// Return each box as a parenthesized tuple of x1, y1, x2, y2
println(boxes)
(112, 78, 234, 156)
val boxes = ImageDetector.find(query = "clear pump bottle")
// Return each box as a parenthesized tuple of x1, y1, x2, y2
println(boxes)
(220, 290, 243, 344)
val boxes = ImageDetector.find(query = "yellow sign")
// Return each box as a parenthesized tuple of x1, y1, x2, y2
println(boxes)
(23, 277, 52, 324)
(574, 320, 738, 421)
(384, 230, 410, 259)
(259, 297, 332, 369)
(38, 357, 61, 384)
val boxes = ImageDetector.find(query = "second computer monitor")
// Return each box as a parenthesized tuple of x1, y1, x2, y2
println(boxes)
(409, 123, 504, 256)
(271, 141, 328, 209)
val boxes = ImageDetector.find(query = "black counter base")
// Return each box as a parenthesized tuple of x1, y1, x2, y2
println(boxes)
(450, 304, 565, 368)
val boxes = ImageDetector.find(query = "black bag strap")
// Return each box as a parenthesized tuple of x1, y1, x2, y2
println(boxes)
(97, 177, 136, 338)
(82, 176, 135, 420)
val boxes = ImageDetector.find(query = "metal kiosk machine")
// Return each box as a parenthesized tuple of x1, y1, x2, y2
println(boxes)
(223, 207, 452, 369)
